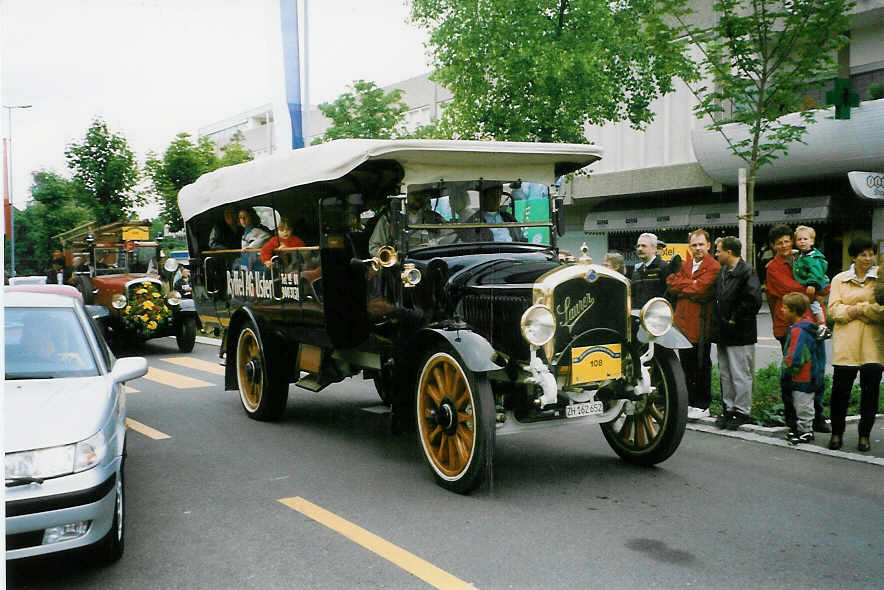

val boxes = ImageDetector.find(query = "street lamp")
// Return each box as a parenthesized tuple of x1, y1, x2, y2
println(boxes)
(3, 103, 32, 278)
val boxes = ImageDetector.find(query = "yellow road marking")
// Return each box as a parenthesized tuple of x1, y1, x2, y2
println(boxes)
(126, 418, 171, 440)
(278, 497, 475, 589)
(160, 356, 225, 376)
(143, 366, 213, 389)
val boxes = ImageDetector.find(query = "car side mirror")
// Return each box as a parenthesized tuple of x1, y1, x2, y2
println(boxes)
(111, 357, 148, 383)
(554, 197, 566, 237)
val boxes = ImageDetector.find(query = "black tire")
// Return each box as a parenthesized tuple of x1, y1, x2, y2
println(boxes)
(235, 322, 288, 421)
(415, 349, 495, 494)
(601, 346, 687, 465)
(94, 460, 125, 564)
(176, 317, 197, 353)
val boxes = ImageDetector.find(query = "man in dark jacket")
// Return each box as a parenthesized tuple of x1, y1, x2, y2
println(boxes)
(45, 251, 73, 285)
(627, 232, 669, 309)
(462, 185, 525, 243)
(714, 236, 762, 429)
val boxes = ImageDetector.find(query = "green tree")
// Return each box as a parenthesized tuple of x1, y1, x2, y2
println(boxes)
(671, 0, 852, 259)
(313, 80, 410, 144)
(145, 132, 252, 232)
(4, 171, 93, 275)
(410, 0, 697, 143)
(65, 118, 141, 221)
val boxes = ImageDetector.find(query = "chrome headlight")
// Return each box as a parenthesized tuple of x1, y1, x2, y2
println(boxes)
(520, 304, 556, 347)
(163, 257, 180, 273)
(167, 290, 182, 306)
(400, 263, 422, 287)
(111, 293, 128, 309)
(640, 297, 673, 338)
(5, 431, 107, 480)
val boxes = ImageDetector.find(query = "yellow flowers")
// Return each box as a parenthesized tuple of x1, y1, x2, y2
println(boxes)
(120, 282, 172, 338)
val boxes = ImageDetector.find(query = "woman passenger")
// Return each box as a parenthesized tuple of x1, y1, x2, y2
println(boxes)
(239, 207, 272, 249)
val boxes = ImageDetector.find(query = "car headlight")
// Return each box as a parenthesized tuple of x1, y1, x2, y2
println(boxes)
(167, 290, 182, 306)
(640, 297, 673, 338)
(520, 304, 556, 347)
(163, 258, 180, 273)
(5, 431, 107, 480)
(111, 293, 127, 309)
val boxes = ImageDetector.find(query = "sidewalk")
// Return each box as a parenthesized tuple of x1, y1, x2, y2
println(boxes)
(687, 415, 884, 466)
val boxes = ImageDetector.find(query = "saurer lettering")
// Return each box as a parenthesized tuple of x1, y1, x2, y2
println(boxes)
(556, 293, 596, 333)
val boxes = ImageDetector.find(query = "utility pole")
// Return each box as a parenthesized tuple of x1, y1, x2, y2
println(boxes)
(3, 104, 33, 278)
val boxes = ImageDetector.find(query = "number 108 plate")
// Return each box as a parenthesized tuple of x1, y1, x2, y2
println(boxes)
(565, 401, 604, 418)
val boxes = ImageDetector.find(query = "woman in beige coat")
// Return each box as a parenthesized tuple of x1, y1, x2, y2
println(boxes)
(827, 237, 884, 452)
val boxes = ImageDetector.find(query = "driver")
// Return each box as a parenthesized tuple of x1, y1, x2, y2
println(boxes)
(462, 185, 525, 242)
(368, 191, 447, 255)
(96, 251, 118, 269)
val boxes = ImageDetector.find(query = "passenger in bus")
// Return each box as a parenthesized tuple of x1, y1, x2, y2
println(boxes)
(238, 207, 272, 249)
(261, 217, 305, 267)
(208, 205, 243, 250)
(462, 185, 525, 242)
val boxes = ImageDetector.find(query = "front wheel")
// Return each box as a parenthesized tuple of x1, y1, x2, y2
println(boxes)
(176, 317, 197, 353)
(93, 460, 125, 564)
(235, 323, 288, 421)
(416, 350, 494, 494)
(601, 346, 687, 465)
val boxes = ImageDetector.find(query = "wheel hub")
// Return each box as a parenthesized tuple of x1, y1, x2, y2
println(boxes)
(430, 398, 458, 433)
(244, 358, 260, 382)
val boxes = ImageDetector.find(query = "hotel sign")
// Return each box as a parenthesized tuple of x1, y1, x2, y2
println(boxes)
(848, 171, 884, 200)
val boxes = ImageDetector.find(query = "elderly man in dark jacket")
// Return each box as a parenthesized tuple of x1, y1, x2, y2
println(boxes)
(713, 236, 762, 429)
(628, 232, 669, 309)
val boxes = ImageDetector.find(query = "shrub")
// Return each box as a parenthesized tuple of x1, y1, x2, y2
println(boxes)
(711, 362, 884, 427)
(869, 82, 884, 101)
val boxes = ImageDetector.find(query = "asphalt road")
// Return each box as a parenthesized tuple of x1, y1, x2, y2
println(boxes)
(7, 336, 883, 589)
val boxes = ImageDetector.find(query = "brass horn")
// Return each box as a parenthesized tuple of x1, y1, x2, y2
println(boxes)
(375, 245, 399, 268)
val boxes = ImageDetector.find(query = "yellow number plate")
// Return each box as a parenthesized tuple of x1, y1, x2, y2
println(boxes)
(571, 344, 622, 384)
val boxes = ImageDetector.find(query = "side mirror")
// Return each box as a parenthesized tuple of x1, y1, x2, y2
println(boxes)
(111, 356, 148, 383)
(554, 197, 566, 237)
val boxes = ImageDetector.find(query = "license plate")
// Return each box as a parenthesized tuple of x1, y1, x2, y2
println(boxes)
(566, 401, 604, 418)
(571, 344, 622, 384)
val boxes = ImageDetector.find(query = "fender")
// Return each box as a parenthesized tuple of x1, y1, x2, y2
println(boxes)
(423, 327, 503, 373)
(636, 324, 693, 349)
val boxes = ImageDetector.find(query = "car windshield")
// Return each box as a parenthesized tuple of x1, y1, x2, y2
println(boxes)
(403, 180, 552, 248)
(94, 245, 156, 274)
(4, 307, 99, 379)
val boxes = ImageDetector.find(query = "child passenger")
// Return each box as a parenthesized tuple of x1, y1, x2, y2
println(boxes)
(781, 293, 826, 445)
(792, 225, 830, 338)
(261, 217, 305, 267)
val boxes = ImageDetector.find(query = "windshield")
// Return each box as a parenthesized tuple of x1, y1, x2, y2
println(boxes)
(4, 307, 99, 379)
(94, 246, 156, 274)
(403, 180, 552, 248)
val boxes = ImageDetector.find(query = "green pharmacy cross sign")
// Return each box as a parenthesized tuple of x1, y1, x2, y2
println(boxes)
(826, 78, 860, 120)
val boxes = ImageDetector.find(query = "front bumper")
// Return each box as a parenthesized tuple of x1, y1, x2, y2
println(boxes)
(5, 459, 119, 560)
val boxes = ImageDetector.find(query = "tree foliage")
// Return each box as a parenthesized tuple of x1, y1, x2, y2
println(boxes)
(145, 132, 253, 232)
(65, 118, 141, 221)
(313, 80, 410, 143)
(5, 171, 93, 275)
(670, 0, 852, 257)
(410, 0, 698, 142)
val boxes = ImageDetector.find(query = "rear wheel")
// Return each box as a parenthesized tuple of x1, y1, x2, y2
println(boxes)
(176, 317, 197, 352)
(235, 323, 288, 421)
(601, 347, 687, 465)
(416, 350, 494, 494)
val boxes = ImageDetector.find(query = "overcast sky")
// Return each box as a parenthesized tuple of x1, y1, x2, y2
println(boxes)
(0, 0, 431, 209)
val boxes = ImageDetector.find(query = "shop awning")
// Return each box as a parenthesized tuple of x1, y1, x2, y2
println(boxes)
(584, 196, 830, 234)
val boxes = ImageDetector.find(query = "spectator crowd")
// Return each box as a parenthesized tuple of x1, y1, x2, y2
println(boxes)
(606, 223, 883, 452)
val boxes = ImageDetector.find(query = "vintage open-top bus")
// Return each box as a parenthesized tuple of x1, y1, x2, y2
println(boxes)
(179, 139, 690, 493)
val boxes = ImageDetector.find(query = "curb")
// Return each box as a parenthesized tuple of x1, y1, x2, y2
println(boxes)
(687, 416, 884, 466)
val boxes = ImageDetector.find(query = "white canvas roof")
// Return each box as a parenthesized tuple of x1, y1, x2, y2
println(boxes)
(178, 139, 603, 221)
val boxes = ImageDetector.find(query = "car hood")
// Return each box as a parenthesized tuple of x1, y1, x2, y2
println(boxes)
(3, 376, 113, 452)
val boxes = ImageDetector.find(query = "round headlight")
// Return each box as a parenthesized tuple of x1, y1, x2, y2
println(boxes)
(400, 263, 422, 287)
(640, 297, 673, 338)
(163, 257, 180, 273)
(167, 290, 182, 306)
(111, 293, 127, 309)
(520, 304, 556, 347)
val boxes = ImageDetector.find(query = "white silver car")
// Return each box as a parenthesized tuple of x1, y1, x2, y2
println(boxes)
(4, 286, 147, 562)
